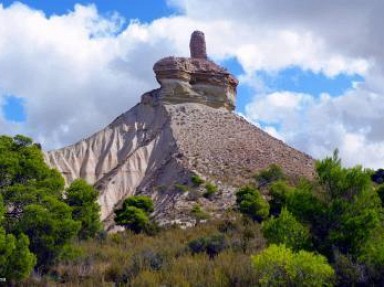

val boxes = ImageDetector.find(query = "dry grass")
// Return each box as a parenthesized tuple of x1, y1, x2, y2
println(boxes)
(22, 217, 265, 286)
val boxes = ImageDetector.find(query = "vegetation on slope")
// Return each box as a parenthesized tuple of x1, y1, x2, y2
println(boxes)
(2, 135, 384, 287)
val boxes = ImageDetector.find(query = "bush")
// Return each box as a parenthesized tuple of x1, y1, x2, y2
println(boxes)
(262, 208, 311, 251)
(123, 196, 154, 214)
(203, 182, 218, 199)
(114, 196, 154, 233)
(252, 244, 334, 287)
(191, 174, 204, 186)
(254, 164, 285, 188)
(191, 204, 209, 225)
(268, 180, 293, 216)
(236, 186, 269, 222)
(175, 183, 188, 193)
(188, 234, 227, 258)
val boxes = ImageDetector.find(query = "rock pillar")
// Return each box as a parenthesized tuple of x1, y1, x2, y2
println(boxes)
(189, 31, 208, 59)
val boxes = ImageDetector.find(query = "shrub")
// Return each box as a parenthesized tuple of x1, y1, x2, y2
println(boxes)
(236, 186, 269, 222)
(188, 234, 227, 258)
(123, 196, 154, 213)
(376, 185, 384, 207)
(254, 164, 285, 188)
(175, 183, 188, 193)
(268, 180, 293, 216)
(252, 244, 335, 287)
(261, 208, 311, 251)
(114, 196, 154, 234)
(191, 174, 204, 186)
(191, 204, 209, 225)
(203, 182, 218, 199)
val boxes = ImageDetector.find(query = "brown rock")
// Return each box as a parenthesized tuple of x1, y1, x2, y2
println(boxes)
(190, 30, 208, 59)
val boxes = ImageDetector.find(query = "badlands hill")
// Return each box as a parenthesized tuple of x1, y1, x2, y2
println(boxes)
(45, 31, 314, 230)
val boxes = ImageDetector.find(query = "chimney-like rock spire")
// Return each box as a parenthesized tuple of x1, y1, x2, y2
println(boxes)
(189, 30, 207, 59)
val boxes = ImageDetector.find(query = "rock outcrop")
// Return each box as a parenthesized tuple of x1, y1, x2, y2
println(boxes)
(45, 31, 315, 230)
(153, 31, 238, 111)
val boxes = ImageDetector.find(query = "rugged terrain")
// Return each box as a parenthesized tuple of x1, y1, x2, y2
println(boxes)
(45, 31, 314, 230)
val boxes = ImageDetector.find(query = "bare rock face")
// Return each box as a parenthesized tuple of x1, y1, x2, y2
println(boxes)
(45, 31, 315, 230)
(152, 30, 238, 111)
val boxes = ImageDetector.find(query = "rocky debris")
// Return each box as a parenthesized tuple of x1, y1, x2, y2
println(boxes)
(151, 31, 238, 111)
(45, 31, 315, 230)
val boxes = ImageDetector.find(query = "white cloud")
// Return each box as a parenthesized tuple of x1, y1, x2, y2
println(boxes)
(1, 1, 384, 168)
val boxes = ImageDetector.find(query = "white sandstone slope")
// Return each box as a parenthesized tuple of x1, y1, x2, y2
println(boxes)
(45, 31, 315, 229)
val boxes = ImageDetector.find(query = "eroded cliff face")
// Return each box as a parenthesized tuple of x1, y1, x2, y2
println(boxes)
(46, 104, 183, 223)
(45, 31, 315, 230)
(46, 101, 314, 229)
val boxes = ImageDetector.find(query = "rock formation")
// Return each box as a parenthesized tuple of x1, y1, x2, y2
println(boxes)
(45, 31, 315, 230)
(152, 30, 238, 111)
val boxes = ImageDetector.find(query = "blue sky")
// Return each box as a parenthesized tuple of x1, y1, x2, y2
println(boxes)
(0, 0, 383, 168)
(1, 0, 361, 120)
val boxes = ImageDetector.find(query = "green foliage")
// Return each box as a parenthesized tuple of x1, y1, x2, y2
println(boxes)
(0, 135, 80, 271)
(357, 231, 384, 284)
(236, 186, 269, 222)
(191, 204, 210, 224)
(123, 195, 154, 214)
(254, 164, 285, 188)
(14, 197, 80, 267)
(0, 228, 36, 281)
(269, 180, 293, 216)
(252, 244, 335, 287)
(65, 179, 102, 240)
(175, 183, 188, 193)
(376, 184, 384, 207)
(262, 208, 311, 251)
(191, 174, 204, 186)
(114, 196, 154, 233)
(115, 206, 150, 234)
(203, 182, 218, 199)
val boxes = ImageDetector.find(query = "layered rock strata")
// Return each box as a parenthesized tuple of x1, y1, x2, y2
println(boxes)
(153, 31, 238, 111)
(45, 31, 315, 230)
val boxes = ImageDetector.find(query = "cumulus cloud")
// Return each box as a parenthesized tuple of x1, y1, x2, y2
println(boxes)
(1, 1, 384, 168)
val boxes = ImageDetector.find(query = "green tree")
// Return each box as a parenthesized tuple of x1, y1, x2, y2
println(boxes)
(268, 180, 293, 216)
(0, 135, 80, 270)
(252, 244, 334, 287)
(262, 208, 311, 251)
(0, 196, 36, 281)
(13, 197, 80, 267)
(114, 196, 154, 233)
(236, 186, 269, 222)
(65, 179, 102, 240)
(123, 195, 154, 213)
(254, 164, 285, 188)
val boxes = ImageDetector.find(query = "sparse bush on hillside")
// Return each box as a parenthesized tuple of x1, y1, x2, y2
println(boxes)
(114, 196, 155, 234)
(191, 174, 204, 186)
(203, 182, 218, 199)
(175, 183, 189, 193)
(191, 204, 210, 225)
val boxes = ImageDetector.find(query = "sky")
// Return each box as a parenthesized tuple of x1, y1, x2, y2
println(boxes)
(0, 0, 383, 168)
